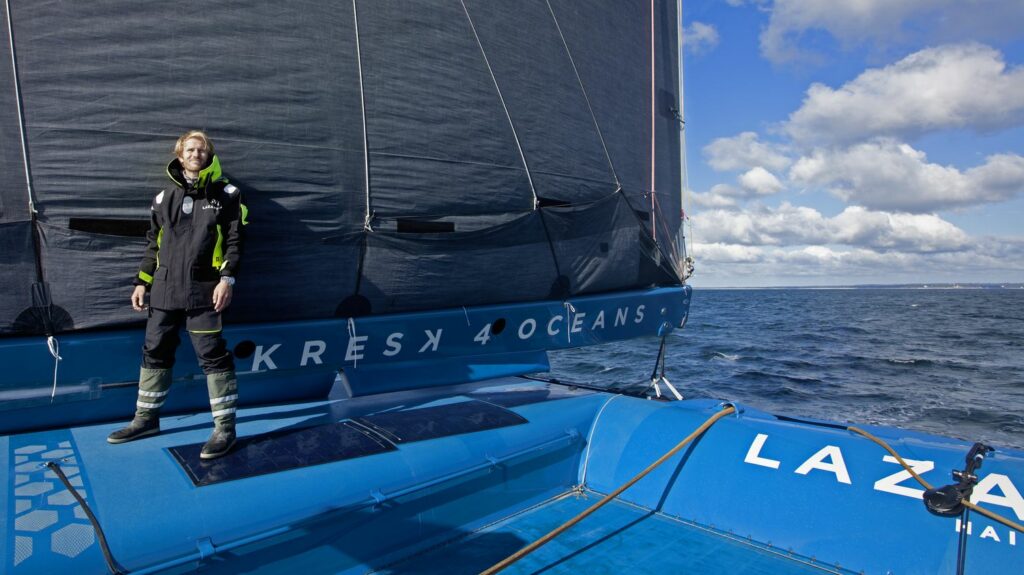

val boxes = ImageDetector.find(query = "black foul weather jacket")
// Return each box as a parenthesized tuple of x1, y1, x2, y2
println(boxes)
(135, 156, 247, 310)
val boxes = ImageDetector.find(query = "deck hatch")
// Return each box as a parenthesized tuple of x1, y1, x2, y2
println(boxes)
(169, 421, 396, 487)
(352, 399, 527, 444)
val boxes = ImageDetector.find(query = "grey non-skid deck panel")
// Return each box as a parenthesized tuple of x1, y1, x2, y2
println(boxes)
(467, 385, 592, 408)
(352, 399, 527, 444)
(171, 400, 528, 486)
(170, 421, 396, 487)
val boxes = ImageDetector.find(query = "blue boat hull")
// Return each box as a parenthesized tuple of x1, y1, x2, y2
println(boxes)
(0, 287, 690, 434)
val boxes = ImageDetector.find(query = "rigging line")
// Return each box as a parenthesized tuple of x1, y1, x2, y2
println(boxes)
(614, 185, 677, 274)
(677, 0, 690, 263)
(4, 0, 33, 214)
(47, 335, 62, 401)
(543, 0, 620, 188)
(457, 0, 566, 288)
(651, 193, 681, 264)
(481, 404, 737, 575)
(350, 0, 371, 296)
(46, 461, 128, 575)
(351, 0, 371, 230)
(650, 0, 657, 241)
(847, 426, 1024, 535)
(458, 0, 538, 209)
(651, 193, 685, 279)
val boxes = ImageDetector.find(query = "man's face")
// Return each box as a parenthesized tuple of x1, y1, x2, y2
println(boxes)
(178, 137, 209, 174)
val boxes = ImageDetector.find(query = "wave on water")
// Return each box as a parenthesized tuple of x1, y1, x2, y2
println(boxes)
(550, 287, 1024, 450)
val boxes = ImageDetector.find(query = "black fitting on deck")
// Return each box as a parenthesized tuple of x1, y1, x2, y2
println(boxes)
(923, 442, 994, 517)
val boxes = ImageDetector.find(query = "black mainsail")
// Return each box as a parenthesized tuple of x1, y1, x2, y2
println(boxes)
(1, 0, 682, 336)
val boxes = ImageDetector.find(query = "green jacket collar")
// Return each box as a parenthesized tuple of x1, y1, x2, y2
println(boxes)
(166, 155, 224, 189)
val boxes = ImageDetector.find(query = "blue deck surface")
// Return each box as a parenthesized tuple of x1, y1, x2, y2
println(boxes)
(6, 377, 1023, 574)
(387, 492, 844, 575)
(177, 491, 841, 575)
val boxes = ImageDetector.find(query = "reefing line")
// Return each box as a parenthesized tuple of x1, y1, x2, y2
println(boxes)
(650, 0, 657, 241)
(459, 0, 538, 210)
(544, 0, 620, 190)
(4, 0, 34, 213)
(351, 0, 372, 230)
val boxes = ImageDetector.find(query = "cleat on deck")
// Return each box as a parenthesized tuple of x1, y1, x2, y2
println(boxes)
(107, 417, 161, 444)
(200, 428, 236, 460)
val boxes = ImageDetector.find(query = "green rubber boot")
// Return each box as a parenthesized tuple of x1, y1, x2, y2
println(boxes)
(107, 367, 171, 444)
(202, 371, 238, 459)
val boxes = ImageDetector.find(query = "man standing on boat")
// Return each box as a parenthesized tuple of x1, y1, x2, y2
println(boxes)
(108, 130, 247, 459)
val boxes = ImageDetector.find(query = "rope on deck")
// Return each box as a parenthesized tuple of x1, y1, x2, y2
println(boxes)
(847, 426, 1024, 534)
(46, 460, 128, 574)
(480, 404, 736, 575)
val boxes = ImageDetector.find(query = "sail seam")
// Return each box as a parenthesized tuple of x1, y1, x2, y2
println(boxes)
(544, 0, 621, 189)
(458, 0, 538, 209)
(351, 0, 372, 230)
(4, 0, 34, 214)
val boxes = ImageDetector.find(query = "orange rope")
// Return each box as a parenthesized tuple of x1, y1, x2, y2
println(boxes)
(480, 405, 736, 574)
(848, 426, 1024, 534)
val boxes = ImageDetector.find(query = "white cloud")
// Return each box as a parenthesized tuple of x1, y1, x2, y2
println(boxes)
(690, 238, 1024, 287)
(694, 203, 828, 246)
(690, 186, 738, 209)
(830, 207, 970, 252)
(690, 242, 763, 263)
(785, 44, 1024, 144)
(684, 22, 720, 55)
(693, 203, 970, 253)
(690, 169, 785, 208)
(789, 139, 1024, 212)
(739, 167, 785, 196)
(703, 132, 792, 172)
(759, 0, 1024, 64)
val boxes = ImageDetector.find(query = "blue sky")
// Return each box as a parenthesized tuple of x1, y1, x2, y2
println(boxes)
(680, 0, 1024, 287)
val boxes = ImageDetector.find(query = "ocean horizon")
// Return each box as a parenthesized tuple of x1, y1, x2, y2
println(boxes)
(550, 286, 1024, 450)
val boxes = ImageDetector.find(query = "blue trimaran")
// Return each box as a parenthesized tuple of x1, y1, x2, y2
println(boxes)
(2, 1, 1021, 574)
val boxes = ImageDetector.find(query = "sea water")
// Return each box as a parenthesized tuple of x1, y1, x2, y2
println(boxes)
(550, 288, 1024, 450)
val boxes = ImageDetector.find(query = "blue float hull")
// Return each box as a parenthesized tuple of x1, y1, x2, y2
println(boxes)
(4, 378, 1022, 574)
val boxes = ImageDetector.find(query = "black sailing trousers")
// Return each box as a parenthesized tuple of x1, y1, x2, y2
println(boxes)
(142, 308, 234, 374)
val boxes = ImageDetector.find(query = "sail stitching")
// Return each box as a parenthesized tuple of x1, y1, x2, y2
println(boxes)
(543, 0, 621, 190)
(4, 0, 34, 214)
(458, 0, 538, 209)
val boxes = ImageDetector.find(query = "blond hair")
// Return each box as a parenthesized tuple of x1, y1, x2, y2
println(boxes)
(173, 130, 214, 158)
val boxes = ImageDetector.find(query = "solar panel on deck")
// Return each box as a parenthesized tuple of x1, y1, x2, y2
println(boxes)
(353, 399, 527, 444)
(467, 385, 590, 408)
(169, 421, 396, 487)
